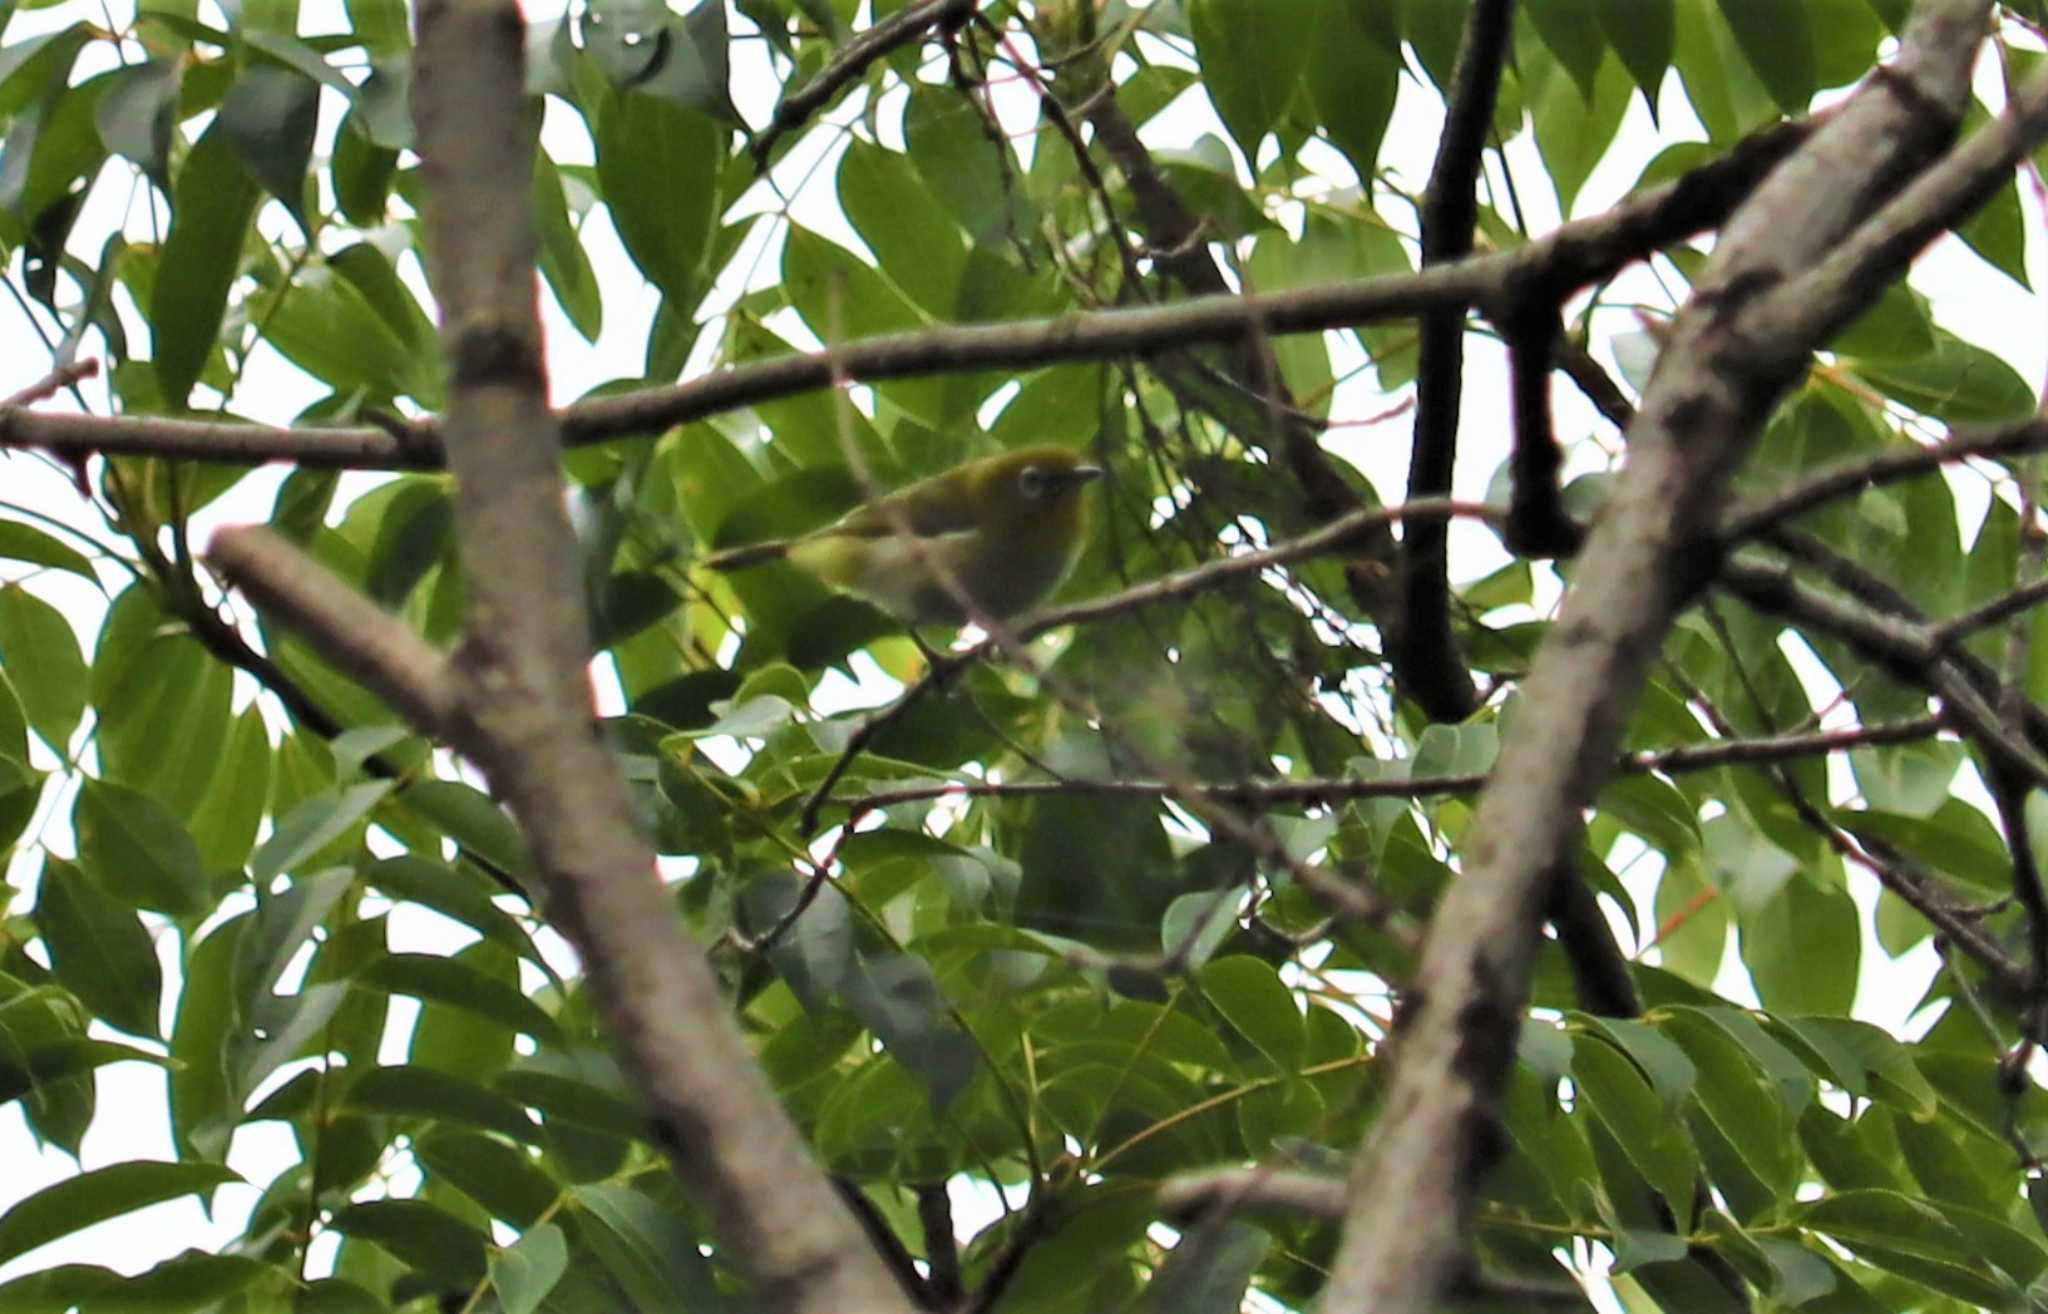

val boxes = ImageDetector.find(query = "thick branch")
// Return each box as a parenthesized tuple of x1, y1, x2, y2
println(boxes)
(402, 7, 915, 1311)
(1324, 7, 1992, 1310)
(206, 526, 458, 732)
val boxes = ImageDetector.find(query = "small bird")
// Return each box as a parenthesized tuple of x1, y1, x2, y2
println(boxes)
(703, 445, 1102, 627)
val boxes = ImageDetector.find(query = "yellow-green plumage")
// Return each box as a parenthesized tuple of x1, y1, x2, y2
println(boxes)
(704, 445, 1101, 626)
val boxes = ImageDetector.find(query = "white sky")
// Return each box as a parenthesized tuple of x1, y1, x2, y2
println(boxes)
(0, 3, 2043, 1308)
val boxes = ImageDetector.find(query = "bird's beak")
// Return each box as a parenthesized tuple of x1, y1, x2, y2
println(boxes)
(1070, 465, 1104, 485)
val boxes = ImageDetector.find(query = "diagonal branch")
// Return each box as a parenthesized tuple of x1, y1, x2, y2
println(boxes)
(1724, 417, 2048, 542)
(750, 0, 975, 166)
(215, 7, 925, 1311)
(1323, 6, 1995, 1310)
(208, 527, 459, 732)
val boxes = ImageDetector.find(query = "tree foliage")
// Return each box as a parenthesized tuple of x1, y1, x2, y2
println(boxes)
(1, 1, 2047, 1312)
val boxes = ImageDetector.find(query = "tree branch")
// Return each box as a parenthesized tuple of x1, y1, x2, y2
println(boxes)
(0, 115, 1824, 476)
(1724, 419, 2048, 540)
(796, 497, 1499, 835)
(207, 526, 459, 733)
(751, 0, 975, 167)
(1323, 7, 1992, 1309)
(1392, 0, 1515, 723)
(350, 8, 918, 1310)
(836, 715, 1944, 814)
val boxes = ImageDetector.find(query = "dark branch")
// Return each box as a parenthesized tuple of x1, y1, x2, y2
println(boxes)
(1391, 0, 1515, 724)
(751, 0, 976, 167)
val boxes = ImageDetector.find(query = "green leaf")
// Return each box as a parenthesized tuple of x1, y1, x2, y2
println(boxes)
(572, 1183, 720, 1311)
(591, 88, 723, 309)
(0, 520, 99, 584)
(328, 1198, 491, 1285)
(1138, 1219, 1268, 1314)
(0, 1265, 112, 1314)
(345, 0, 410, 55)
(1525, 0, 1607, 103)
(361, 951, 564, 1045)
(1949, 168, 2031, 288)
(1738, 877, 1857, 1016)
(250, 781, 393, 883)
(150, 121, 260, 406)
(1651, 856, 1726, 985)
(1530, 42, 1633, 215)
(35, 857, 162, 1039)
(1593, 0, 1674, 106)
(1661, 1010, 1802, 1201)
(1848, 739, 1962, 817)
(103, 1251, 272, 1308)
(0, 1037, 171, 1110)
(740, 872, 852, 1012)
(184, 707, 273, 874)
(903, 85, 1034, 253)
(236, 871, 353, 1006)
(1844, 328, 2036, 424)
(837, 137, 965, 317)
(1199, 956, 1305, 1073)
(0, 584, 86, 752)
(1159, 889, 1240, 971)
(169, 913, 246, 1161)
(1795, 1189, 2020, 1308)
(842, 951, 979, 1113)
(92, 58, 178, 189)
(1572, 1032, 1698, 1229)
(72, 779, 208, 917)
(493, 1068, 644, 1141)
(1771, 1016, 1939, 1115)
(1671, 0, 1779, 140)
(363, 854, 549, 968)
(0, 1160, 239, 1269)
(492, 1222, 568, 1314)
(396, 779, 531, 879)
(418, 1129, 561, 1228)
(1573, 1016, 1695, 1109)
(258, 266, 436, 407)
(535, 153, 602, 341)
(91, 583, 234, 819)
(1188, 0, 1315, 160)
(1715, 0, 1814, 111)
(332, 105, 398, 225)
(341, 1064, 542, 1145)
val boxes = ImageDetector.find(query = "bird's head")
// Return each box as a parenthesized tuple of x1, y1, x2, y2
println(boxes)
(960, 445, 1103, 545)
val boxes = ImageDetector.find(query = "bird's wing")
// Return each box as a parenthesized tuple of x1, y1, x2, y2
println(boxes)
(824, 484, 976, 540)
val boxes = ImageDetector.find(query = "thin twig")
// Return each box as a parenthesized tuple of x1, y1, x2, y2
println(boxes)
(2, 357, 99, 408)
(795, 496, 1500, 834)
(751, 0, 976, 167)
(834, 715, 1946, 815)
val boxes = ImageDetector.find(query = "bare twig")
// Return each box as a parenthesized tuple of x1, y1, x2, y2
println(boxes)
(795, 496, 1500, 835)
(2, 357, 98, 408)
(834, 715, 1945, 814)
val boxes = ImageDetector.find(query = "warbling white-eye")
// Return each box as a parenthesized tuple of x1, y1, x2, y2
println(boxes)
(703, 445, 1102, 626)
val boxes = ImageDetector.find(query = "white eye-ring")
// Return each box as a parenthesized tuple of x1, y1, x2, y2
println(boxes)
(1018, 465, 1048, 498)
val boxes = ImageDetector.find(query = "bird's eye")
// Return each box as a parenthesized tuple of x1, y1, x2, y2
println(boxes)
(1018, 465, 1048, 498)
